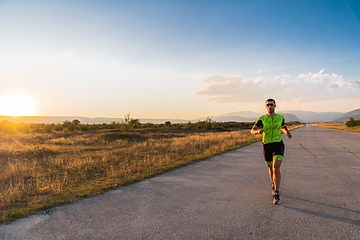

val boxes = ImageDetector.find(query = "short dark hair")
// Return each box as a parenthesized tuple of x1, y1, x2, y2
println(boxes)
(266, 98, 276, 104)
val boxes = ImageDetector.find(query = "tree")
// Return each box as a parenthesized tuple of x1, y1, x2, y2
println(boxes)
(72, 119, 81, 125)
(164, 121, 171, 127)
(122, 113, 140, 129)
(346, 117, 360, 127)
(63, 120, 71, 127)
(204, 117, 213, 130)
(124, 113, 131, 124)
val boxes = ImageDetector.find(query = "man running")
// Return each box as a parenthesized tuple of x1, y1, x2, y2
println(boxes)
(251, 98, 292, 204)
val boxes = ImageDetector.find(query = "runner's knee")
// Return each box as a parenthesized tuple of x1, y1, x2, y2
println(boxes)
(273, 155, 283, 161)
(266, 160, 273, 167)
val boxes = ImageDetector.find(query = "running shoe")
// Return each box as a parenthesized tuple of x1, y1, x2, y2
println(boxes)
(273, 193, 281, 205)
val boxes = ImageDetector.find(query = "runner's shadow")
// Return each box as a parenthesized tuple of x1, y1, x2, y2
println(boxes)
(281, 195, 360, 226)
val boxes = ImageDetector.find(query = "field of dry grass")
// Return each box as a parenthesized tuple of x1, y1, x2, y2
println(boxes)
(311, 122, 360, 133)
(0, 123, 304, 224)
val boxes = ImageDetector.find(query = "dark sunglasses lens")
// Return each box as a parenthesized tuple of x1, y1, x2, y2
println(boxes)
(267, 104, 273, 106)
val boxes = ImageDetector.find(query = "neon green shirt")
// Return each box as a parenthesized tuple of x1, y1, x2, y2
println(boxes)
(255, 114, 286, 144)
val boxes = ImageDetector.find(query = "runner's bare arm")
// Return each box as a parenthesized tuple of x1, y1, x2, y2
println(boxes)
(281, 126, 292, 139)
(251, 125, 264, 135)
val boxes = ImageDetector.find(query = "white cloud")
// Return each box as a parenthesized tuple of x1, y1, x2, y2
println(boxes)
(195, 70, 360, 106)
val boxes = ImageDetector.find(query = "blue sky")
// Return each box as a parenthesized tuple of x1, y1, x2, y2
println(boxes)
(0, 0, 359, 119)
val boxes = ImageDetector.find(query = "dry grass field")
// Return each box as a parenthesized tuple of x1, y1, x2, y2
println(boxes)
(0, 122, 304, 224)
(311, 122, 360, 133)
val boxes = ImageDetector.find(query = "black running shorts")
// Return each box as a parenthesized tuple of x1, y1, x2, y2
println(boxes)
(262, 141, 285, 166)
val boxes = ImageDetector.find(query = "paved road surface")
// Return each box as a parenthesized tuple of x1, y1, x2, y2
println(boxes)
(1, 125, 359, 239)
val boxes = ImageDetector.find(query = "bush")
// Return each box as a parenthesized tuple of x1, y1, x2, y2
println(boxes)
(54, 124, 64, 131)
(66, 123, 77, 132)
(203, 117, 213, 131)
(16, 122, 30, 133)
(63, 120, 71, 127)
(31, 124, 44, 133)
(0, 120, 17, 133)
(164, 121, 171, 127)
(346, 117, 360, 127)
(203, 122, 212, 130)
(79, 124, 91, 131)
(120, 123, 128, 132)
(44, 124, 54, 133)
(72, 119, 81, 125)
(286, 121, 302, 126)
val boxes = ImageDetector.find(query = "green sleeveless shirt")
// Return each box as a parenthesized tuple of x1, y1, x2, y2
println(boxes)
(255, 114, 285, 144)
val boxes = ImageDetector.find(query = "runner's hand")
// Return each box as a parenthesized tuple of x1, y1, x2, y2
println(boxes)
(258, 129, 264, 134)
(287, 132, 292, 139)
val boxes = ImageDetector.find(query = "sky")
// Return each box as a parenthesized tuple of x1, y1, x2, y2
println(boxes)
(0, 0, 359, 119)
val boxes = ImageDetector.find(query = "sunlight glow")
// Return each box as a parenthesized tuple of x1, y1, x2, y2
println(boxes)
(0, 93, 37, 116)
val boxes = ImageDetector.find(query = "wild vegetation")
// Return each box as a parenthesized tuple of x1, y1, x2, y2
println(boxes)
(0, 116, 304, 224)
(311, 117, 360, 133)
(345, 117, 360, 128)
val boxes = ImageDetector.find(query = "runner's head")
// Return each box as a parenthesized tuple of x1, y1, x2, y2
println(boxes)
(265, 98, 276, 114)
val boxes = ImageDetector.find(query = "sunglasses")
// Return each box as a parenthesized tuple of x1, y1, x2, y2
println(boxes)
(266, 103, 274, 107)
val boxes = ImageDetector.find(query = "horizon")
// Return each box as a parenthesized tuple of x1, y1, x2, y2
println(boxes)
(0, 108, 356, 121)
(1, 1, 360, 119)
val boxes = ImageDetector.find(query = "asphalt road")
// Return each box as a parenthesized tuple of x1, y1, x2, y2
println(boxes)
(1, 125, 360, 239)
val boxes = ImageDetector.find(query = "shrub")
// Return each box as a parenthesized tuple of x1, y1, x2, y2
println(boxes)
(72, 119, 81, 125)
(120, 123, 128, 132)
(31, 124, 44, 133)
(0, 120, 17, 134)
(44, 124, 54, 133)
(54, 124, 64, 131)
(63, 120, 71, 127)
(79, 124, 91, 131)
(203, 117, 213, 131)
(66, 123, 77, 132)
(164, 121, 171, 127)
(346, 117, 360, 127)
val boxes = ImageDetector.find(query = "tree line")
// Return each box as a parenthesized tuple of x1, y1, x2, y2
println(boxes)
(0, 114, 305, 134)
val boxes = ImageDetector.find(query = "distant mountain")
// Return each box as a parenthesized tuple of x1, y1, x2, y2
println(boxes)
(329, 108, 360, 122)
(0, 109, 356, 125)
(215, 111, 261, 119)
(212, 116, 257, 122)
(279, 113, 302, 122)
(211, 110, 350, 123)
(211, 112, 301, 123)
(280, 111, 344, 123)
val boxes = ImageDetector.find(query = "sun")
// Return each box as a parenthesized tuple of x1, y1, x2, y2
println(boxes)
(0, 92, 37, 116)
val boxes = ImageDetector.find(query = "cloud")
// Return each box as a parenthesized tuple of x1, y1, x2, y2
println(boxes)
(195, 69, 360, 104)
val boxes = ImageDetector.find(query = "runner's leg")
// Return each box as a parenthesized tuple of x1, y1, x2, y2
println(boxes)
(273, 159, 282, 191)
(267, 163, 274, 185)
(272, 142, 284, 192)
(263, 143, 274, 186)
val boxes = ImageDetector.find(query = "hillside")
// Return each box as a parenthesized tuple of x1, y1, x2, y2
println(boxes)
(211, 110, 348, 123)
(329, 108, 360, 122)
(211, 113, 301, 123)
(280, 111, 343, 123)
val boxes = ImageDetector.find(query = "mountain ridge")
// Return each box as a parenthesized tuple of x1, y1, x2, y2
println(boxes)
(329, 108, 360, 122)
(0, 108, 358, 124)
